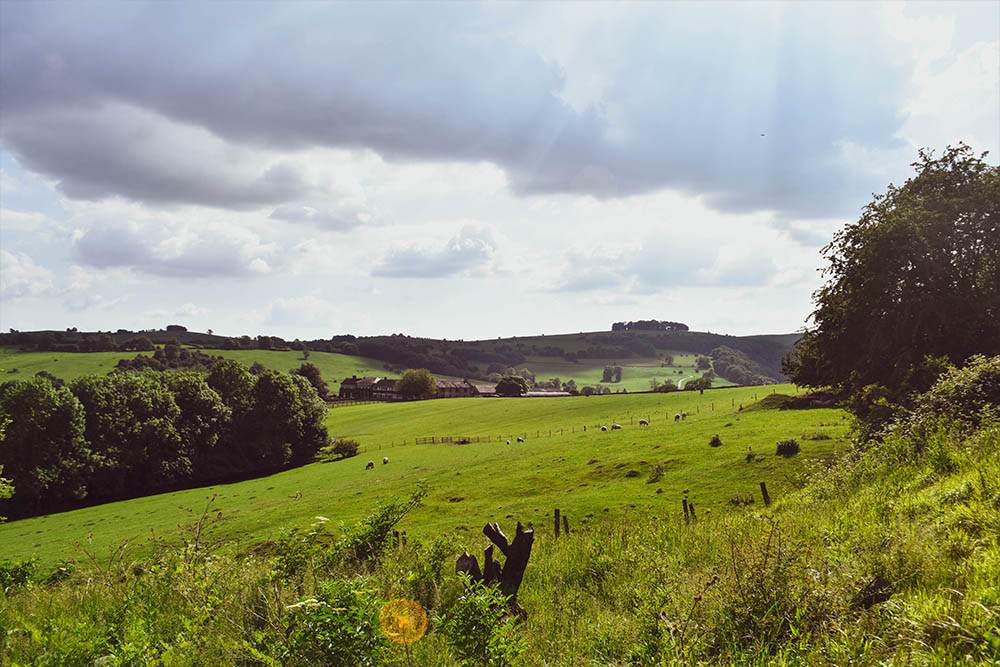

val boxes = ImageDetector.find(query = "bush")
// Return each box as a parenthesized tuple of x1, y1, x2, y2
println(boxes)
(776, 439, 801, 456)
(283, 576, 385, 666)
(435, 578, 525, 667)
(709, 434, 723, 447)
(318, 438, 360, 461)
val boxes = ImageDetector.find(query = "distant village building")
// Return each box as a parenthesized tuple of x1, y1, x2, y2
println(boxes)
(339, 376, 496, 401)
(436, 379, 478, 398)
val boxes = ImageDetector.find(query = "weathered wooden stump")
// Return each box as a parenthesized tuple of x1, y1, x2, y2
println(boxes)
(456, 521, 535, 620)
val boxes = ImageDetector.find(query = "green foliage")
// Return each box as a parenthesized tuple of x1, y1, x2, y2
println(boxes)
(495, 375, 529, 397)
(435, 577, 525, 666)
(695, 355, 711, 371)
(283, 576, 386, 666)
(0, 377, 92, 510)
(711, 345, 777, 385)
(786, 144, 1000, 423)
(397, 368, 438, 399)
(318, 438, 360, 461)
(910, 354, 1000, 427)
(776, 438, 801, 456)
(0, 557, 37, 594)
(290, 362, 330, 400)
(686, 376, 713, 391)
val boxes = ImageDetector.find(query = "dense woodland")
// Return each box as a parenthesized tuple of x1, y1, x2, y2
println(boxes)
(0, 360, 328, 519)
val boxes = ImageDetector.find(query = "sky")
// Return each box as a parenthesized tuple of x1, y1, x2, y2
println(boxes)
(1, 1, 997, 341)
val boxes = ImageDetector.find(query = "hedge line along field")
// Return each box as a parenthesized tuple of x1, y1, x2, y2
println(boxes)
(0, 385, 847, 569)
(0, 347, 388, 391)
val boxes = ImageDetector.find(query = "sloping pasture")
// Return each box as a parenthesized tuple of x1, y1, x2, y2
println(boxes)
(0, 385, 847, 568)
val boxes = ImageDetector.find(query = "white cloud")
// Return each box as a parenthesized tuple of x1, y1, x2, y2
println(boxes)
(372, 224, 500, 278)
(0, 250, 54, 298)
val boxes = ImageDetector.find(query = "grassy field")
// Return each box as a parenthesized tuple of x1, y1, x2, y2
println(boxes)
(522, 352, 734, 392)
(0, 384, 846, 568)
(0, 347, 389, 392)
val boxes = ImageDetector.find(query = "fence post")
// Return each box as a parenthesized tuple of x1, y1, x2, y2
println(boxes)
(554, 508, 561, 538)
(689, 503, 697, 522)
(760, 481, 771, 507)
(562, 513, 570, 535)
(682, 498, 690, 524)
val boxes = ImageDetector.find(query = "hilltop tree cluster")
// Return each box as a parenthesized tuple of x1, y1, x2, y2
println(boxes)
(0, 360, 328, 519)
(611, 320, 689, 332)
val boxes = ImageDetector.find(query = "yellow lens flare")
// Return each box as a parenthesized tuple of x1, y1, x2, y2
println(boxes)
(379, 598, 427, 645)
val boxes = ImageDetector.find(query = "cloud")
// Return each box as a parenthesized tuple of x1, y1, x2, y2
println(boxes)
(372, 225, 498, 278)
(0, 250, 54, 298)
(1, 103, 310, 209)
(0, 2, 939, 219)
(550, 235, 779, 294)
(72, 219, 274, 278)
(266, 295, 344, 328)
(269, 201, 372, 231)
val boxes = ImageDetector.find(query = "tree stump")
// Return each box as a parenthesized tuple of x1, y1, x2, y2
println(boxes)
(456, 521, 535, 620)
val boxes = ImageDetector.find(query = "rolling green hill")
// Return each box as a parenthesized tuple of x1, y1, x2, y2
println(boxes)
(0, 385, 846, 568)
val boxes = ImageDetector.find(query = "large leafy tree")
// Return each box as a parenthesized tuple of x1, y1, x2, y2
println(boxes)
(785, 145, 999, 411)
(0, 378, 93, 513)
(397, 368, 438, 399)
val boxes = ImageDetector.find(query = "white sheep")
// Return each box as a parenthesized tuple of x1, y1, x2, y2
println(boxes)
(506, 439, 511, 445)
(517, 436, 525, 443)
(611, 423, 622, 430)
(638, 418, 649, 426)
(681, 411, 687, 420)
(674, 413, 681, 422)
(601, 425, 608, 432)
(365, 460, 374, 470)
(382, 456, 388, 465)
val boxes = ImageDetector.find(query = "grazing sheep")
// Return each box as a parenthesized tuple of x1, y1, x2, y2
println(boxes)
(639, 418, 649, 426)
(612, 423, 623, 430)
(365, 460, 374, 470)
(601, 425, 608, 432)
(383, 457, 389, 465)
(517, 436, 525, 443)
(506, 439, 511, 445)
(674, 414, 681, 422)
(681, 411, 688, 420)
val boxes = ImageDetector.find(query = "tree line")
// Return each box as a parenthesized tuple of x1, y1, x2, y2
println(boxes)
(0, 360, 328, 519)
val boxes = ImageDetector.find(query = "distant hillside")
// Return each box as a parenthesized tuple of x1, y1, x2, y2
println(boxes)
(0, 327, 800, 385)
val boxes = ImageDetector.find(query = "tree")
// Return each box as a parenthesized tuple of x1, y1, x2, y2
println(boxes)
(0, 378, 93, 513)
(695, 356, 711, 371)
(495, 375, 529, 397)
(784, 145, 1000, 415)
(291, 363, 329, 400)
(397, 368, 438, 399)
(686, 377, 713, 391)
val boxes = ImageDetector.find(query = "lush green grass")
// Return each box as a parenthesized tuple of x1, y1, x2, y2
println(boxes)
(0, 385, 844, 569)
(0, 347, 388, 392)
(3, 393, 996, 664)
(522, 352, 735, 392)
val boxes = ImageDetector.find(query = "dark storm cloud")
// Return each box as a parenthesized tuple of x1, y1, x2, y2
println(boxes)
(1, 2, 909, 218)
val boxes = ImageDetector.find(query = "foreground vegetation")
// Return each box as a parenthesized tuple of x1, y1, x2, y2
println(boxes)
(1, 358, 997, 664)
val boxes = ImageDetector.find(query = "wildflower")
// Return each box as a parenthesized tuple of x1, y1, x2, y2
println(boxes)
(285, 598, 323, 611)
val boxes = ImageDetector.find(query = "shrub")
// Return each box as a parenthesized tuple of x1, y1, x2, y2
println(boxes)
(283, 576, 385, 666)
(435, 578, 525, 667)
(319, 438, 360, 461)
(709, 434, 723, 447)
(776, 439, 801, 456)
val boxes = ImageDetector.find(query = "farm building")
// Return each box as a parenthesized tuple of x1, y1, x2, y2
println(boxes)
(436, 379, 478, 398)
(338, 376, 493, 401)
